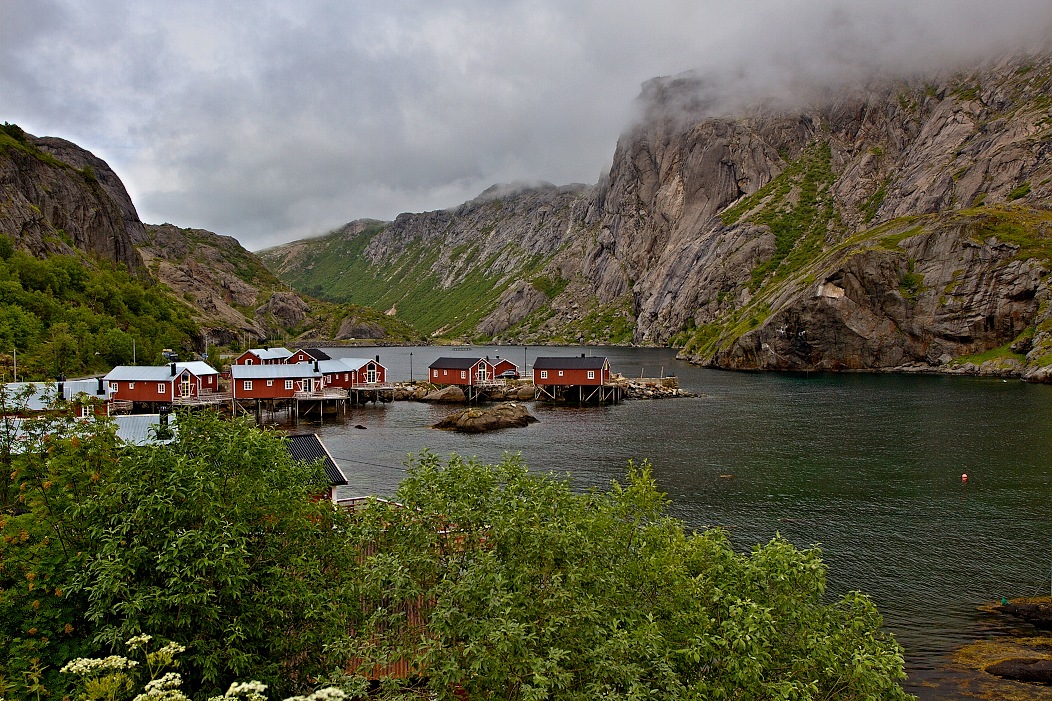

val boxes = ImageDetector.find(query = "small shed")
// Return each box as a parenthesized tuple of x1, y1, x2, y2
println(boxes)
(285, 433, 348, 502)
(428, 357, 495, 386)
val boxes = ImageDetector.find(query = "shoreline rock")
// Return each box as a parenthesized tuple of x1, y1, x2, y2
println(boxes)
(432, 403, 539, 433)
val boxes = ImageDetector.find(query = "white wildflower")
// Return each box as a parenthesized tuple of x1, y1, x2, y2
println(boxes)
(126, 634, 153, 650)
(61, 655, 139, 675)
(282, 688, 348, 701)
(132, 672, 189, 701)
(220, 680, 268, 701)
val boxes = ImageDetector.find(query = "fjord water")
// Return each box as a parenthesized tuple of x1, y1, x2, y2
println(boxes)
(312, 346, 1052, 694)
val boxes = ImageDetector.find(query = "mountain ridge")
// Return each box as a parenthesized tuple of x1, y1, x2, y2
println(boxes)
(262, 51, 1052, 379)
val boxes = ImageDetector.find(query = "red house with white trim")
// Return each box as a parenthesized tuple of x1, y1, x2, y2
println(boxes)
(104, 362, 220, 405)
(533, 355, 611, 387)
(317, 357, 387, 388)
(233, 347, 292, 365)
(428, 357, 494, 386)
(230, 363, 326, 400)
(288, 348, 331, 364)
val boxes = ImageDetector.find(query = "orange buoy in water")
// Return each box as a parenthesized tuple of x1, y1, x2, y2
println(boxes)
(962, 473, 969, 482)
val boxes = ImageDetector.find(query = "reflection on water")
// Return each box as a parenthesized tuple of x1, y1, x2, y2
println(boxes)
(300, 345, 1052, 699)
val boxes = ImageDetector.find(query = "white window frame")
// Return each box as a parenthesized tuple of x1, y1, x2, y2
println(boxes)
(243, 380, 253, 391)
(460, 370, 467, 379)
(587, 370, 595, 380)
(128, 382, 135, 390)
(539, 370, 548, 379)
(558, 370, 564, 377)
(156, 383, 165, 394)
(110, 382, 119, 392)
(285, 380, 294, 390)
(266, 379, 273, 386)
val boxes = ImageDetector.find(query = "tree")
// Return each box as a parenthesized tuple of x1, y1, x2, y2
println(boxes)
(339, 453, 913, 701)
(2, 408, 358, 700)
(71, 411, 359, 697)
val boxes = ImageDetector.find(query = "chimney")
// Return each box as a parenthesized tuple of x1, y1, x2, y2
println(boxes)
(57, 374, 65, 399)
(170, 362, 176, 376)
(97, 376, 105, 395)
(375, 354, 380, 362)
(581, 353, 586, 358)
(314, 360, 319, 372)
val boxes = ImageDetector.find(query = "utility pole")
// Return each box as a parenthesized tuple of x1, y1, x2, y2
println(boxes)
(12, 348, 16, 382)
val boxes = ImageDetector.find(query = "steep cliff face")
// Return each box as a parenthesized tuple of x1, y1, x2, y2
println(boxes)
(0, 124, 146, 272)
(263, 52, 1052, 378)
(584, 53, 1052, 377)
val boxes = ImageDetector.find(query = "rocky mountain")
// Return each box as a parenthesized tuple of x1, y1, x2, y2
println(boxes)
(0, 123, 146, 273)
(0, 125, 422, 354)
(263, 52, 1052, 380)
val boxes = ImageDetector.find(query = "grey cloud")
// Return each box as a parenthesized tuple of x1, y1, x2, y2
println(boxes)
(3, 0, 1051, 250)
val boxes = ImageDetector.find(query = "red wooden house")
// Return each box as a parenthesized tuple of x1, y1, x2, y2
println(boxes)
(104, 362, 220, 406)
(428, 357, 495, 386)
(532, 355, 618, 402)
(288, 347, 331, 364)
(317, 357, 388, 388)
(233, 347, 292, 365)
(533, 355, 611, 386)
(490, 357, 519, 379)
(230, 363, 326, 400)
(1, 379, 113, 418)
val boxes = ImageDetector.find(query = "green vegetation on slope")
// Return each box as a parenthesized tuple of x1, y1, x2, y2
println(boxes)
(0, 236, 199, 380)
(265, 222, 559, 340)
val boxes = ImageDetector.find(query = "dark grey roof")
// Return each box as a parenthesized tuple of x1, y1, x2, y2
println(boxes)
(533, 355, 609, 370)
(298, 348, 332, 361)
(429, 357, 485, 370)
(285, 433, 347, 485)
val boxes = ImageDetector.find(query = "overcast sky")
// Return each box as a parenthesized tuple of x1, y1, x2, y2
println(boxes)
(3, 1, 1051, 251)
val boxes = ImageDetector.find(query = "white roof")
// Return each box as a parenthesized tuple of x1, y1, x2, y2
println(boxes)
(3, 380, 112, 411)
(104, 366, 179, 382)
(245, 347, 292, 361)
(113, 414, 178, 445)
(176, 361, 219, 376)
(230, 364, 323, 380)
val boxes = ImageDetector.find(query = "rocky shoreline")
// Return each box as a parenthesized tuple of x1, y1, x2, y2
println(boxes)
(388, 375, 694, 404)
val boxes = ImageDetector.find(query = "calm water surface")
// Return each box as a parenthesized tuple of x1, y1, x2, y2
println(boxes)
(300, 346, 1052, 698)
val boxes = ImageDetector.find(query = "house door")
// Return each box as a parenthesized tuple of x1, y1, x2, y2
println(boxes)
(367, 365, 377, 383)
(477, 366, 488, 383)
(302, 378, 313, 393)
(180, 375, 191, 397)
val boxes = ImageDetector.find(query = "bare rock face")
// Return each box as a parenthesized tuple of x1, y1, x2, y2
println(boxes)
(334, 314, 386, 340)
(422, 385, 467, 403)
(0, 128, 146, 272)
(432, 403, 538, 432)
(257, 291, 310, 330)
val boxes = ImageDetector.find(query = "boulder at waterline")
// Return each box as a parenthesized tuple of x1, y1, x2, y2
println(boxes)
(432, 403, 538, 433)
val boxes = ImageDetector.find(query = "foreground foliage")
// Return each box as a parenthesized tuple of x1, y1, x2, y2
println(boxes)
(341, 453, 912, 700)
(1, 410, 355, 699)
(2, 406, 911, 700)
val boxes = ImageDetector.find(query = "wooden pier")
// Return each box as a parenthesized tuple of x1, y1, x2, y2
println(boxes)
(534, 382, 622, 404)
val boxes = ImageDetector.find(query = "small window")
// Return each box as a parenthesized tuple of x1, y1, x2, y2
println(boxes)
(244, 381, 253, 391)
(460, 370, 467, 379)
(266, 380, 273, 386)
(285, 380, 294, 390)
(539, 370, 548, 379)
(344, 373, 349, 381)
(157, 383, 165, 393)
(587, 370, 595, 380)
(109, 382, 118, 392)
(443, 369, 448, 376)
(129, 382, 135, 390)
(558, 370, 564, 377)
(246, 358, 253, 365)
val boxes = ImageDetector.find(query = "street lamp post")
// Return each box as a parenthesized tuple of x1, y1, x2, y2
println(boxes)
(410, 352, 413, 383)
(523, 345, 527, 377)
